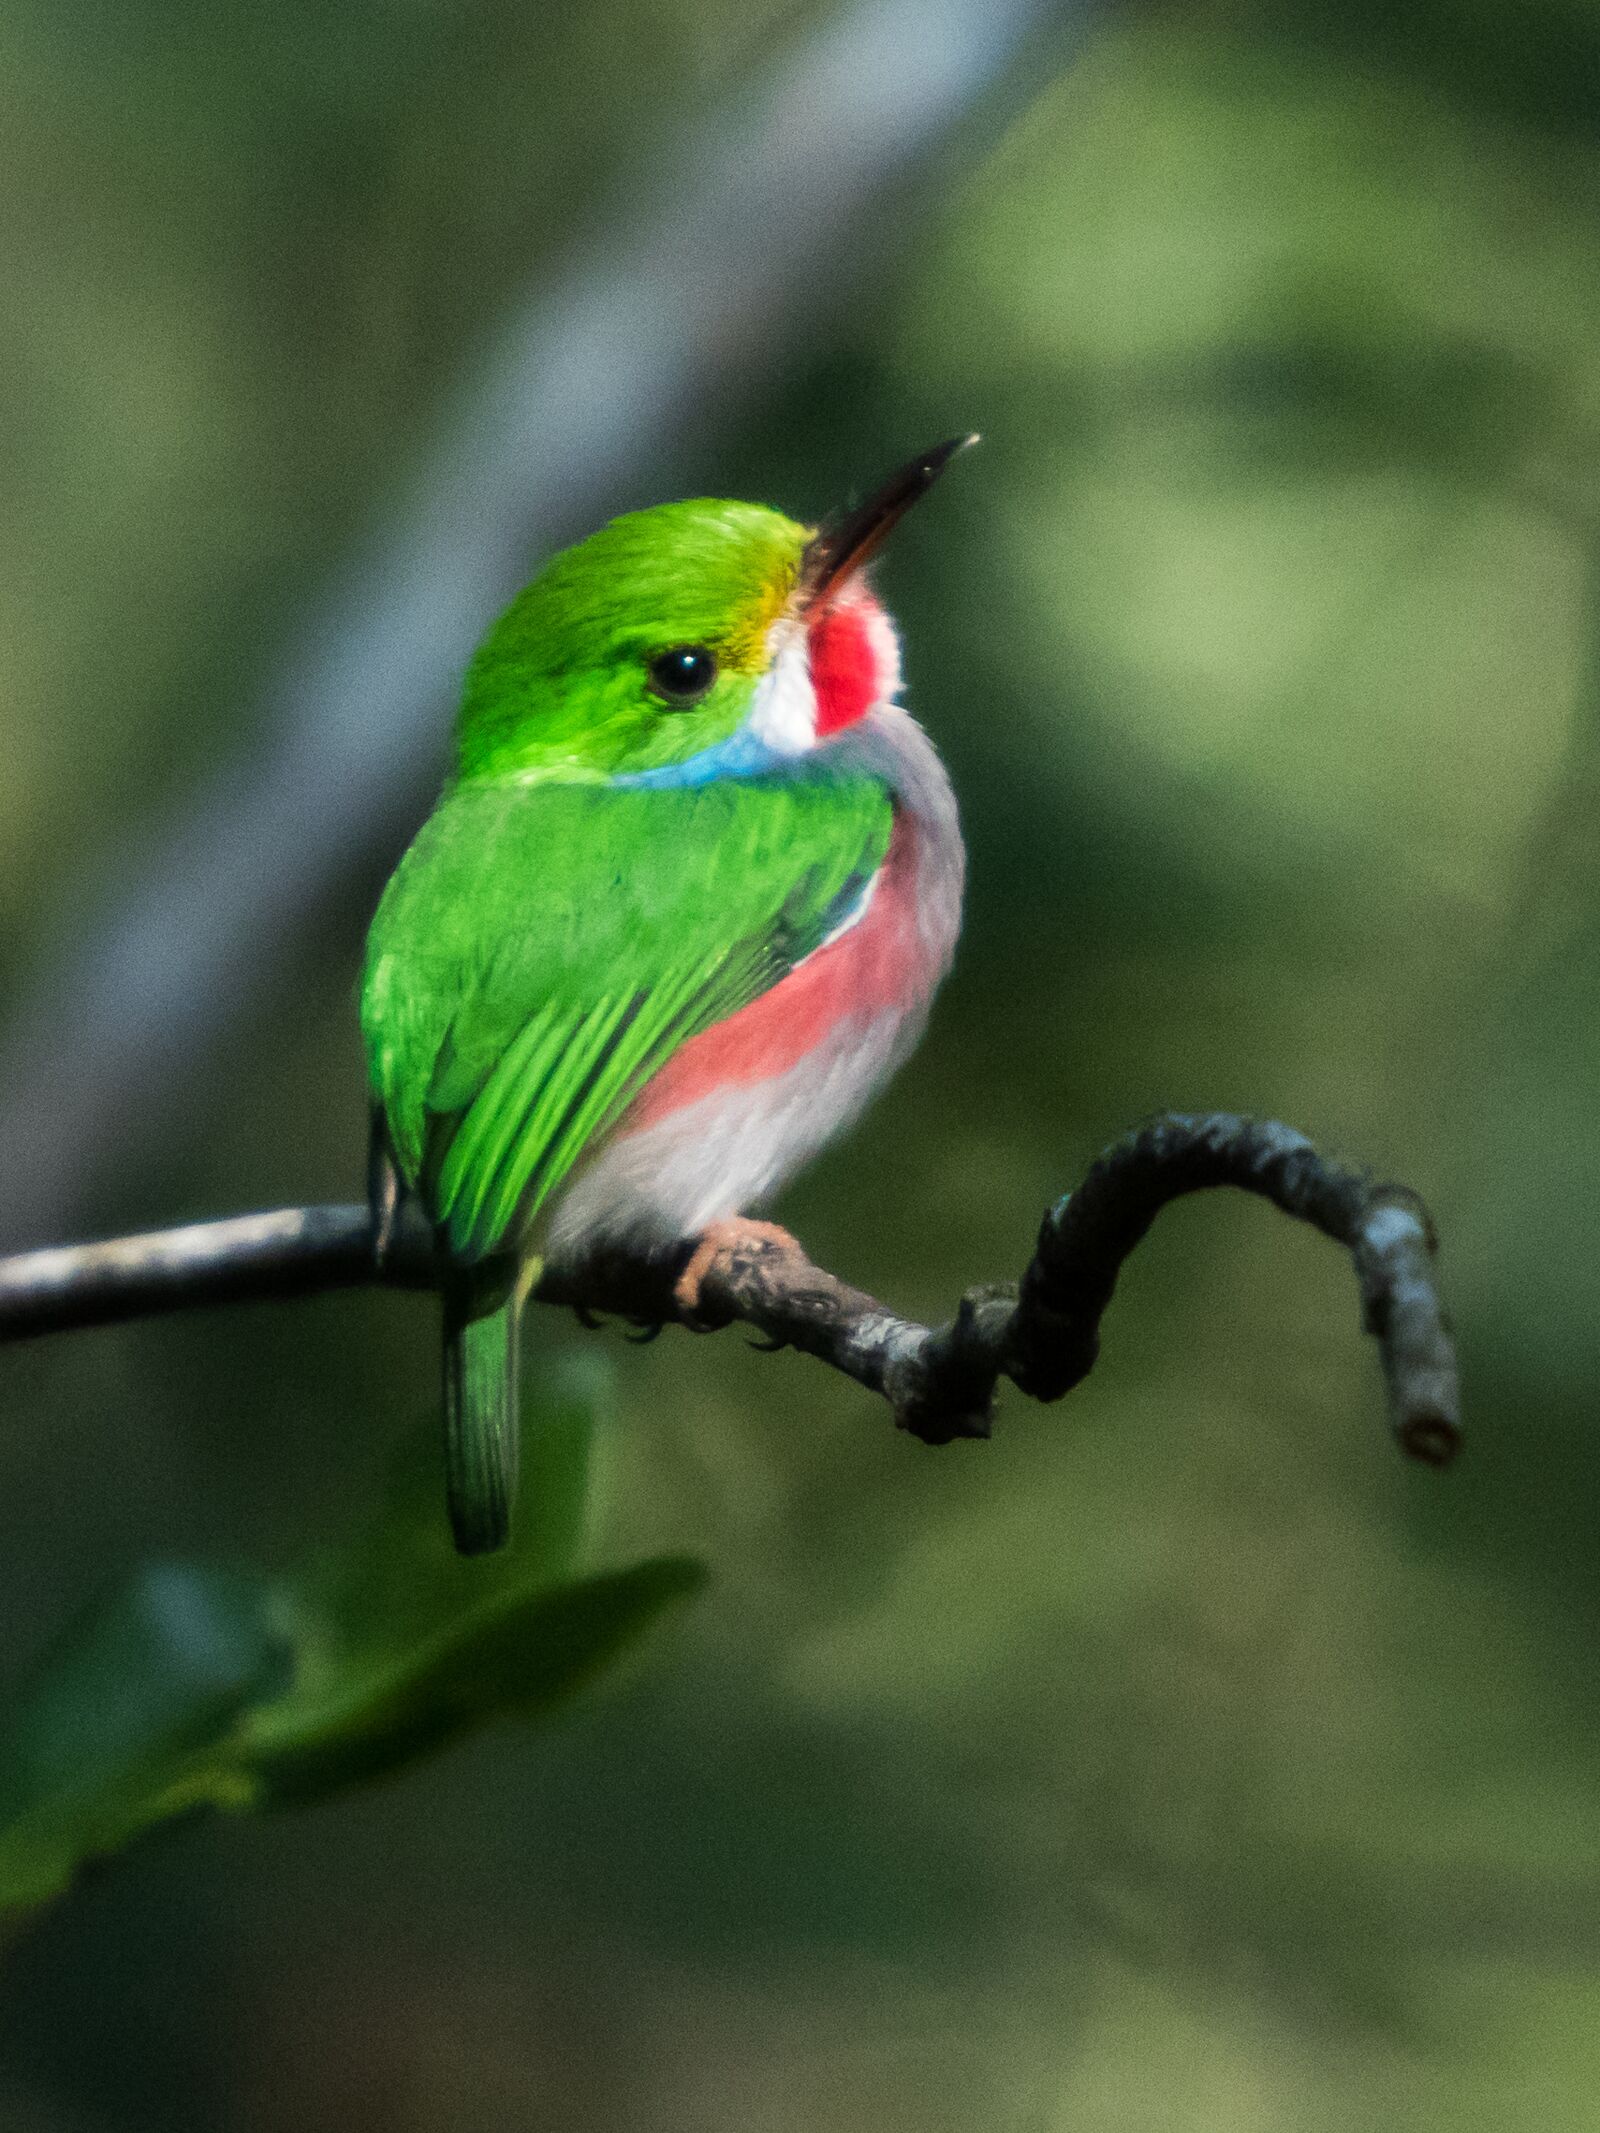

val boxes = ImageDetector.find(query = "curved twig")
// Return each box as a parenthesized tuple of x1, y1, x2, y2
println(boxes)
(0, 1113, 1460, 1466)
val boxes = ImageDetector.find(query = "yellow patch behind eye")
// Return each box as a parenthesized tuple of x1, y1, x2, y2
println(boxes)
(721, 551, 808, 674)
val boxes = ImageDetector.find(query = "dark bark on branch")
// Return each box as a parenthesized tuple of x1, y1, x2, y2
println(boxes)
(0, 1113, 1460, 1466)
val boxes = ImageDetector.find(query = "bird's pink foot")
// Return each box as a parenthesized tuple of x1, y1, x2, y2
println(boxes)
(674, 1218, 801, 1321)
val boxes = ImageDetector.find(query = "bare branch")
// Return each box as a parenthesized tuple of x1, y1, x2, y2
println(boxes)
(0, 1114, 1461, 1467)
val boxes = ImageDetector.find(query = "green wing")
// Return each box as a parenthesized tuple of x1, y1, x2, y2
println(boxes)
(362, 771, 892, 1264)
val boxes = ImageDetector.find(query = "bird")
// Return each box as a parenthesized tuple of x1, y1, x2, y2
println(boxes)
(360, 437, 972, 1553)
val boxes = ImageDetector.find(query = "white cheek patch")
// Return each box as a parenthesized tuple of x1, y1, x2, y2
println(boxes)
(748, 625, 817, 757)
(859, 594, 902, 703)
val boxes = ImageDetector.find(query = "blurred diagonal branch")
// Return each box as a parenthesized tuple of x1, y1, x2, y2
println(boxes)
(0, 1112, 1461, 1466)
(0, 0, 1082, 1248)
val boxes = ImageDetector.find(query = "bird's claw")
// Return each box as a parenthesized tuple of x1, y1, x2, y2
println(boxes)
(672, 1218, 801, 1324)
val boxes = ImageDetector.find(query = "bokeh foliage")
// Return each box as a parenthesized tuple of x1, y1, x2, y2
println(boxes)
(3, 0, 1600, 2126)
(0, 1361, 701, 1921)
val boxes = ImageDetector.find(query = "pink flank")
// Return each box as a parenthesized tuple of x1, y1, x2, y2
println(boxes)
(620, 811, 924, 1131)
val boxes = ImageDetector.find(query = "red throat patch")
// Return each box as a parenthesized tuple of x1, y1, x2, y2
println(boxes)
(808, 595, 884, 737)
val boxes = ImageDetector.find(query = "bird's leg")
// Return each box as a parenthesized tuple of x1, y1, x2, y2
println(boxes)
(674, 1217, 801, 1321)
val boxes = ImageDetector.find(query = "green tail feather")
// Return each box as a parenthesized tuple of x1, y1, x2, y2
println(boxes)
(442, 1281, 523, 1556)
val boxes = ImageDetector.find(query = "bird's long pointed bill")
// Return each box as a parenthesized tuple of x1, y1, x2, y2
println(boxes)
(800, 434, 978, 610)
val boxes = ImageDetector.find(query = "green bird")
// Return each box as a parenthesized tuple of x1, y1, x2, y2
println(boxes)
(361, 439, 972, 1552)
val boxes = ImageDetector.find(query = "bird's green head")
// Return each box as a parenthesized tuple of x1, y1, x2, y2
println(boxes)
(452, 439, 974, 787)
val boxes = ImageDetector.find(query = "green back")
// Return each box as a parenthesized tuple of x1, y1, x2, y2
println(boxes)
(362, 768, 892, 1264)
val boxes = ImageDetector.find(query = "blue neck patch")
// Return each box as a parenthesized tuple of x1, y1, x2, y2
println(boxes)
(610, 722, 799, 790)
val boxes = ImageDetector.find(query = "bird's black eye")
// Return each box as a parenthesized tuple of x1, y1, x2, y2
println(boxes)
(647, 645, 718, 704)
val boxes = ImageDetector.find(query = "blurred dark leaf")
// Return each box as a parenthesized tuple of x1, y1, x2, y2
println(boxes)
(0, 1563, 290, 1916)
(0, 1358, 705, 1919)
(248, 1555, 706, 1810)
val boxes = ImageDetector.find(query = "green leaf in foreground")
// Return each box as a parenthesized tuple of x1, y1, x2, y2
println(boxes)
(247, 1556, 703, 1808)
(0, 1355, 706, 1919)
(0, 1564, 291, 1915)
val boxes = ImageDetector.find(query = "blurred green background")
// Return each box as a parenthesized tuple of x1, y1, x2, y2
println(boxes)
(3, 0, 1599, 2124)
